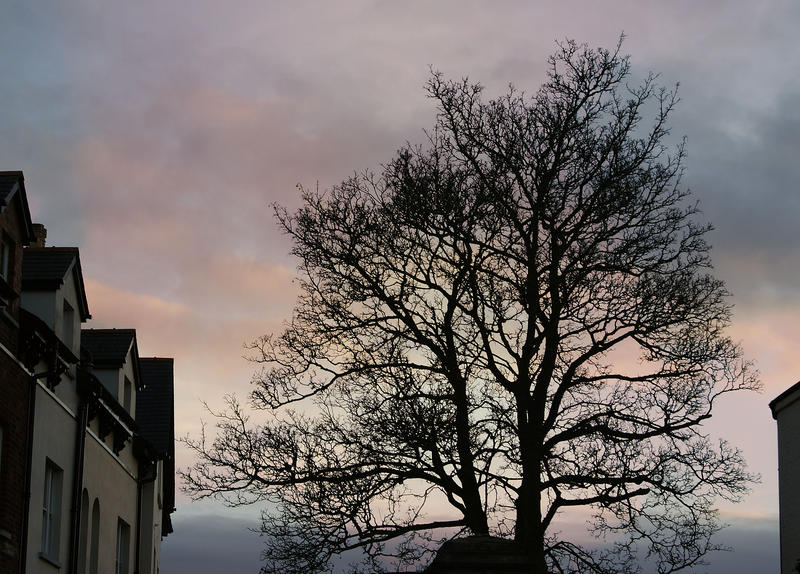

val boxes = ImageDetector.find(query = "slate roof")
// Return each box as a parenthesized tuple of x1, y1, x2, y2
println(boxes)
(23, 248, 77, 286)
(0, 170, 24, 205)
(138, 357, 176, 534)
(81, 328, 137, 366)
(22, 247, 91, 319)
(137, 358, 175, 455)
(0, 170, 35, 244)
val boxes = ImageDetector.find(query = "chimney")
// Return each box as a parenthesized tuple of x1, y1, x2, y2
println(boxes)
(31, 223, 47, 248)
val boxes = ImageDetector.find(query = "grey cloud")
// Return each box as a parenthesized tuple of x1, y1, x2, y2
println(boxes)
(704, 519, 779, 574)
(674, 88, 800, 306)
(161, 512, 263, 574)
(3, 2, 798, 571)
(161, 511, 778, 574)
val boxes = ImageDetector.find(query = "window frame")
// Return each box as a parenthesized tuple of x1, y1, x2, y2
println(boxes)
(62, 298, 75, 351)
(115, 517, 130, 574)
(123, 376, 132, 413)
(0, 235, 11, 281)
(40, 459, 63, 563)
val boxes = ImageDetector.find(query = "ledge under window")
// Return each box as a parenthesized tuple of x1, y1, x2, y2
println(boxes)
(39, 551, 62, 568)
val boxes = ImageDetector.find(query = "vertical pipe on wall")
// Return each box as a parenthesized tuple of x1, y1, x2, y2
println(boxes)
(67, 400, 88, 574)
(19, 375, 36, 574)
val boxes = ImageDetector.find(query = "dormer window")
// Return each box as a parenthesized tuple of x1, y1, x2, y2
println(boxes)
(62, 299, 75, 350)
(123, 377, 132, 413)
(0, 235, 13, 282)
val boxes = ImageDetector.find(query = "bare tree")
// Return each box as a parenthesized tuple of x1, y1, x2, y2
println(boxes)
(183, 39, 758, 574)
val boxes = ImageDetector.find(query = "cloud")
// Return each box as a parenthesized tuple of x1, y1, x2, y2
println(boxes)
(82, 277, 291, 441)
(161, 511, 263, 574)
(159, 507, 779, 574)
(5, 1, 800, 571)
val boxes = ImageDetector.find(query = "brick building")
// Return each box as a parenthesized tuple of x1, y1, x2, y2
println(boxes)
(0, 171, 36, 572)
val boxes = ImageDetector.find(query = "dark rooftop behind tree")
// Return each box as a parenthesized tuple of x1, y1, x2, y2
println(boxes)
(183, 39, 759, 574)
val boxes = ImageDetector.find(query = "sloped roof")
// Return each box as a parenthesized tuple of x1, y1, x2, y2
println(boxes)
(138, 357, 176, 535)
(0, 170, 24, 204)
(81, 328, 137, 366)
(23, 248, 77, 285)
(0, 170, 35, 244)
(137, 358, 175, 455)
(22, 247, 91, 319)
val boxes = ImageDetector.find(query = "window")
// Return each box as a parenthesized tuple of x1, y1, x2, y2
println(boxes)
(41, 459, 63, 561)
(115, 518, 130, 574)
(62, 299, 75, 350)
(123, 377, 132, 413)
(89, 499, 100, 574)
(0, 236, 12, 281)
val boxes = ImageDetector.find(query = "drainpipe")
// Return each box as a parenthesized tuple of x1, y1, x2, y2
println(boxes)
(135, 473, 142, 574)
(19, 374, 36, 574)
(67, 397, 88, 574)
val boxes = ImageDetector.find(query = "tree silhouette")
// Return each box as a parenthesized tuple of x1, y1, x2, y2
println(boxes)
(183, 39, 758, 574)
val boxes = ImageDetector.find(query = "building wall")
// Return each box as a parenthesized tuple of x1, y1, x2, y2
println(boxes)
(0, 191, 30, 573)
(25, 377, 142, 574)
(82, 427, 138, 574)
(138, 459, 165, 574)
(20, 291, 57, 336)
(776, 390, 800, 574)
(22, 279, 84, 573)
(25, 380, 79, 574)
(93, 354, 137, 416)
(58, 275, 82, 359)
(0, 350, 31, 573)
(0, 191, 27, 352)
(93, 368, 119, 400)
(3, 174, 173, 574)
(21, 276, 82, 360)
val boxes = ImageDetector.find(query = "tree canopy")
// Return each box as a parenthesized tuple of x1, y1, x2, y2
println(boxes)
(183, 39, 758, 574)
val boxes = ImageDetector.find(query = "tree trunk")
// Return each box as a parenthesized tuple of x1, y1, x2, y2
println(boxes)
(515, 474, 548, 573)
(453, 380, 489, 536)
(515, 393, 549, 574)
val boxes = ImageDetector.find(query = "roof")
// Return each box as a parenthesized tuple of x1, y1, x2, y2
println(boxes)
(770, 380, 800, 419)
(22, 247, 91, 319)
(137, 358, 175, 455)
(81, 328, 143, 389)
(138, 357, 176, 535)
(0, 170, 35, 244)
(23, 248, 77, 285)
(0, 170, 24, 205)
(82, 328, 136, 365)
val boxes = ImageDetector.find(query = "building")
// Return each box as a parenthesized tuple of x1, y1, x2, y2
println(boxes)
(0, 171, 36, 572)
(772, 381, 800, 573)
(771, 381, 800, 574)
(0, 170, 175, 574)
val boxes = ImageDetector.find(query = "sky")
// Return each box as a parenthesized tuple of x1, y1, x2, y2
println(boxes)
(2, 1, 799, 572)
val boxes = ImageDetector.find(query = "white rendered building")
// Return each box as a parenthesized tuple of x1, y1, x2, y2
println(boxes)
(18, 229, 174, 574)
